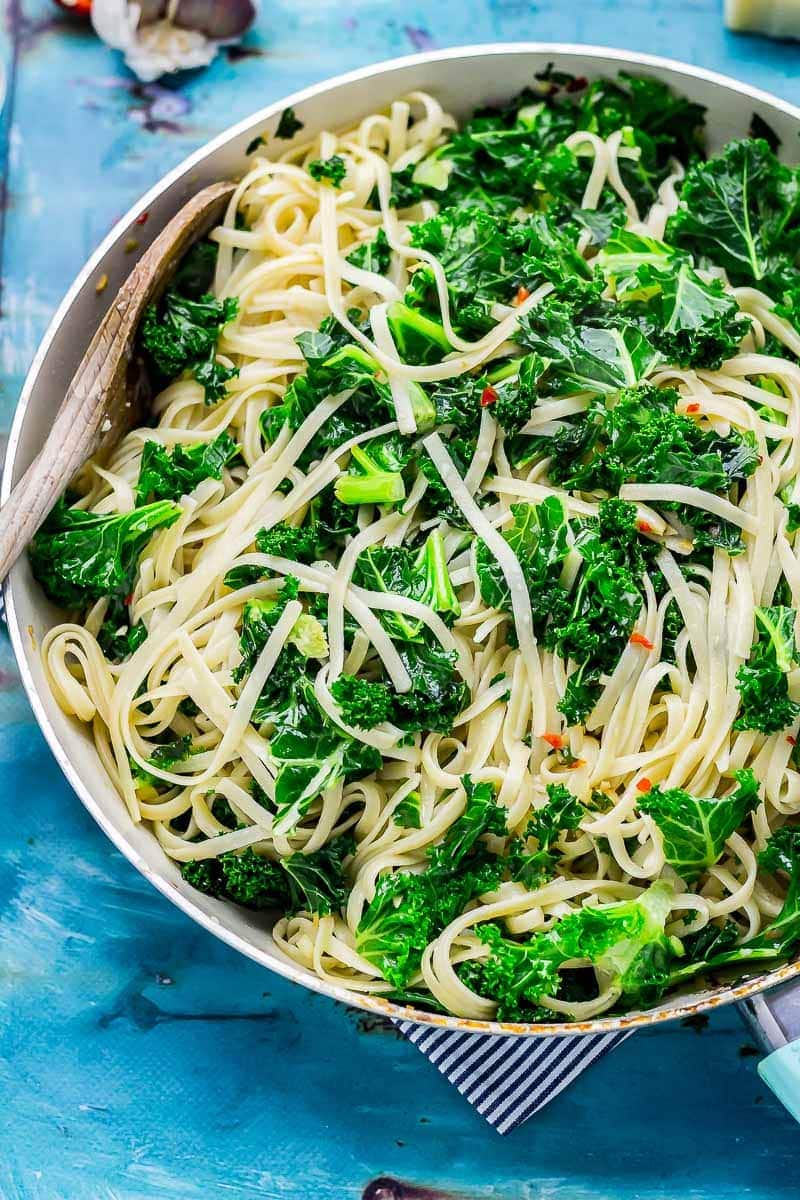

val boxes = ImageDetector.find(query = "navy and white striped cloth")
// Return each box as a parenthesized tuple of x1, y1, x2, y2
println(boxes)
(396, 1020, 632, 1134)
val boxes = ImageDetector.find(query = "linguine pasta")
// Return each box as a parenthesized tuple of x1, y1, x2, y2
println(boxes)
(35, 75, 800, 1023)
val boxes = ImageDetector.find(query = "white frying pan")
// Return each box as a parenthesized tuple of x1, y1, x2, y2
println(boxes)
(5, 42, 800, 1119)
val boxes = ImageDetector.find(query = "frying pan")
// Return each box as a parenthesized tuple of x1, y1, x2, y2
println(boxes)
(5, 42, 800, 1120)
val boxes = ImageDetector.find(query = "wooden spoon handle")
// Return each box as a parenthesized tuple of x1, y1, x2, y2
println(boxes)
(0, 180, 235, 583)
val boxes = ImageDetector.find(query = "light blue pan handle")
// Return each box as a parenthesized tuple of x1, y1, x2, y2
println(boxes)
(739, 981, 800, 1124)
(759, 1041, 800, 1122)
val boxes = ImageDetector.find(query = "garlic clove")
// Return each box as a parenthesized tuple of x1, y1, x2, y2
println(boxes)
(136, 0, 168, 23)
(172, 0, 256, 39)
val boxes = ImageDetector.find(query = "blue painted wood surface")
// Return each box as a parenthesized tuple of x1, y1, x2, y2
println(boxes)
(1, 3, 800, 1196)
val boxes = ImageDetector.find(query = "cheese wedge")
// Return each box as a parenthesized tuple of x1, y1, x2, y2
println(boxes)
(726, 0, 800, 38)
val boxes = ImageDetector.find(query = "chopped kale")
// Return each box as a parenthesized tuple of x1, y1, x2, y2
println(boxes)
(308, 155, 347, 187)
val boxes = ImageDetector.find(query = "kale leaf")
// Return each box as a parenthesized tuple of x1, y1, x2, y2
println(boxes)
(667, 138, 800, 323)
(136, 432, 237, 503)
(356, 777, 505, 987)
(391, 637, 470, 735)
(182, 835, 350, 916)
(403, 207, 595, 339)
(476, 497, 651, 726)
(267, 677, 381, 836)
(353, 528, 460, 642)
(308, 155, 347, 187)
(669, 825, 800, 988)
(97, 594, 147, 663)
(735, 606, 800, 734)
(476, 495, 569, 618)
(276, 106, 304, 139)
(233, 578, 328, 722)
(346, 229, 391, 274)
(462, 880, 678, 1020)
(330, 674, 393, 729)
(140, 289, 239, 403)
(29, 497, 181, 609)
(543, 384, 758, 498)
(508, 782, 585, 886)
(517, 295, 662, 395)
(394, 790, 422, 829)
(260, 315, 433, 464)
(639, 769, 759, 880)
(597, 228, 750, 368)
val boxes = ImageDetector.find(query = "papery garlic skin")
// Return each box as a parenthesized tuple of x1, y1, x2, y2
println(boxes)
(91, 0, 256, 83)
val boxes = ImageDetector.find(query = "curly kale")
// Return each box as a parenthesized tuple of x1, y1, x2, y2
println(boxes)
(308, 155, 347, 187)
(346, 229, 391, 274)
(29, 496, 181, 610)
(181, 837, 352, 917)
(735, 606, 800, 734)
(524, 383, 758, 555)
(267, 677, 382, 836)
(352, 528, 460, 643)
(233, 578, 327, 722)
(356, 777, 506, 987)
(475, 497, 651, 726)
(507, 783, 585, 887)
(136, 432, 237, 503)
(260, 315, 433, 467)
(597, 228, 750, 368)
(402, 207, 596, 339)
(391, 72, 703, 219)
(140, 289, 239, 403)
(669, 825, 800, 989)
(330, 675, 393, 729)
(390, 636, 470, 735)
(430, 354, 544, 437)
(461, 880, 678, 1021)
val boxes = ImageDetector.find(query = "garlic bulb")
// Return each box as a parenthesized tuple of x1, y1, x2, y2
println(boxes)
(91, 0, 257, 83)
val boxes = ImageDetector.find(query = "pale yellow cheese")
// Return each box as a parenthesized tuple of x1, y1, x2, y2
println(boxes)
(726, 0, 800, 38)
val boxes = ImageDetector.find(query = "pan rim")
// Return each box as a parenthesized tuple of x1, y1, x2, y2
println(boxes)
(6, 41, 800, 1037)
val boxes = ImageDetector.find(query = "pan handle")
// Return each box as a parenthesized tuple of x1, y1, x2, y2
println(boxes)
(738, 981, 800, 1124)
(758, 1041, 800, 1122)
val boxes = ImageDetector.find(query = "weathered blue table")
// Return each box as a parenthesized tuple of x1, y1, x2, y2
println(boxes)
(1, 3, 799, 1197)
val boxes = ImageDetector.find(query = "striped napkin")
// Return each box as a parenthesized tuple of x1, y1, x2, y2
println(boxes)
(395, 1020, 632, 1134)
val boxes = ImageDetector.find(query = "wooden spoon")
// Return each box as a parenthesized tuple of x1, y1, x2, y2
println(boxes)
(0, 179, 236, 582)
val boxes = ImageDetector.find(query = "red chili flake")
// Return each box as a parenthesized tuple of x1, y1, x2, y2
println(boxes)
(636, 519, 653, 534)
(54, 0, 92, 14)
(630, 632, 655, 650)
(135, 211, 150, 226)
(542, 732, 564, 750)
(124, 594, 134, 607)
(480, 386, 498, 407)
(636, 777, 652, 793)
(513, 285, 531, 306)
(686, 402, 700, 414)
(788, 736, 797, 746)
(566, 76, 589, 93)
